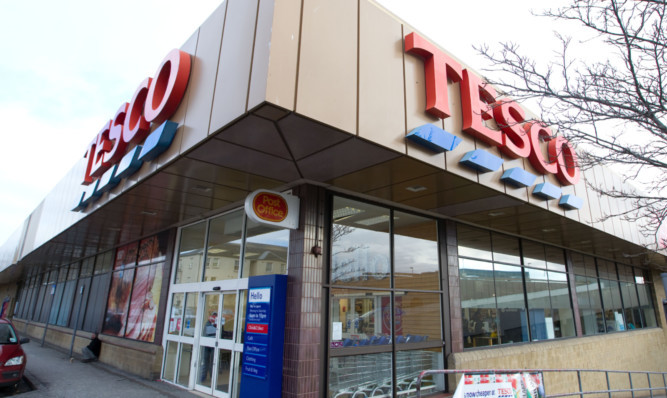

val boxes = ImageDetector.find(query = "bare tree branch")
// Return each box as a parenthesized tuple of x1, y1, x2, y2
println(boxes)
(477, 0, 667, 242)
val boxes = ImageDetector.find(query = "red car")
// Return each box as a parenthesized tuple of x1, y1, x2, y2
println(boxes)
(0, 319, 29, 387)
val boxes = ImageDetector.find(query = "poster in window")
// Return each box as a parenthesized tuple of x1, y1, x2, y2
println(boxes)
(103, 269, 135, 336)
(114, 242, 138, 270)
(125, 263, 163, 342)
(138, 237, 158, 265)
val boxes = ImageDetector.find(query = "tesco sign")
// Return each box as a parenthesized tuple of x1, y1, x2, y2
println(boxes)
(405, 32, 579, 186)
(82, 49, 191, 186)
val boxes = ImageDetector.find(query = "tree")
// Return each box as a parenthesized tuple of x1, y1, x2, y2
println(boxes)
(476, 0, 666, 247)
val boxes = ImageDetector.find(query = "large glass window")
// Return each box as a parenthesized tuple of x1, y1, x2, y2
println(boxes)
(174, 210, 289, 285)
(598, 260, 625, 332)
(175, 221, 207, 284)
(636, 271, 657, 328)
(328, 197, 444, 397)
(102, 233, 167, 342)
(572, 253, 604, 335)
(242, 220, 289, 278)
(459, 225, 575, 346)
(204, 211, 243, 281)
(331, 198, 390, 286)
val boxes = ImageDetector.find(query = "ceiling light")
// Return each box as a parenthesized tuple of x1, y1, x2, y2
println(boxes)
(405, 185, 427, 193)
(541, 228, 556, 233)
(193, 185, 212, 193)
(356, 215, 391, 226)
(333, 206, 364, 221)
(208, 248, 226, 254)
(488, 211, 505, 217)
(141, 211, 157, 216)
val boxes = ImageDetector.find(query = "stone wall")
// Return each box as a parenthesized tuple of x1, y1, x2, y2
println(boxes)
(12, 319, 163, 380)
(448, 328, 667, 396)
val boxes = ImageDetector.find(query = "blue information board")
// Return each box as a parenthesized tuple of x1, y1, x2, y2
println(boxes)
(239, 275, 287, 397)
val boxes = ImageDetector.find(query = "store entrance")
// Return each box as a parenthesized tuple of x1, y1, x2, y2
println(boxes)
(194, 292, 239, 397)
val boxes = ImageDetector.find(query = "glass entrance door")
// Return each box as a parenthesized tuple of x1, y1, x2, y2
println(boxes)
(195, 292, 238, 397)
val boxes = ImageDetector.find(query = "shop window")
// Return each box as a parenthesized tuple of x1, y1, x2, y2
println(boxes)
(242, 219, 289, 278)
(572, 253, 604, 335)
(394, 212, 439, 290)
(460, 258, 498, 348)
(328, 197, 444, 397)
(330, 289, 391, 344)
(177, 343, 193, 387)
(103, 267, 135, 336)
(494, 264, 530, 344)
(175, 221, 207, 284)
(168, 293, 185, 336)
(457, 225, 492, 261)
(522, 241, 547, 269)
(492, 234, 521, 265)
(204, 210, 243, 282)
(124, 262, 163, 341)
(598, 261, 625, 332)
(163, 340, 179, 382)
(637, 282, 657, 327)
(395, 292, 442, 344)
(235, 290, 247, 344)
(331, 197, 391, 287)
(102, 234, 166, 342)
(329, 352, 393, 397)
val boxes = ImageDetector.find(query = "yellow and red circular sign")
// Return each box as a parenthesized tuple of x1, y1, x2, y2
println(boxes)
(252, 191, 289, 223)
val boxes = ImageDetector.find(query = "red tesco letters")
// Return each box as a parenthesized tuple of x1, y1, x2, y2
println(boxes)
(83, 49, 191, 185)
(405, 32, 580, 185)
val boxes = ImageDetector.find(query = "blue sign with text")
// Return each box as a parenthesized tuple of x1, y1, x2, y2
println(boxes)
(239, 275, 287, 397)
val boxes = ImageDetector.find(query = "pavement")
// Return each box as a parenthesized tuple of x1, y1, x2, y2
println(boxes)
(17, 341, 203, 398)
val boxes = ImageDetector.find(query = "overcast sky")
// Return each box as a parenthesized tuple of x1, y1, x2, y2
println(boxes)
(0, 0, 569, 245)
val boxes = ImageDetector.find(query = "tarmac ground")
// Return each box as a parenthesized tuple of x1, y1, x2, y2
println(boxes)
(2, 340, 202, 398)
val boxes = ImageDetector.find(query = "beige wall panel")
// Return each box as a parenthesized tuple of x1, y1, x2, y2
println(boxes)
(475, 140, 505, 193)
(501, 156, 529, 202)
(358, 1, 406, 153)
(210, 0, 260, 134)
(612, 173, 633, 243)
(592, 165, 615, 235)
(575, 169, 595, 229)
(560, 181, 580, 223)
(584, 167, 603, 230)
(624, 185, 642, 245)
(403, 27, 445, 169)
(601, 167, 623, 238)
(247, 0, 276, 110)
(544, 172, 565, 216)
(264, 0, 302, 110)
(156, 30, 202, 167)
(444, 84, 478, 183)
(296, 0, 357, 134)
(524, 161, 549, 211)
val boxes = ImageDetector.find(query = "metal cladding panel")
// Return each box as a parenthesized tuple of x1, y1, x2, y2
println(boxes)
(247, 0, 277, 110)
(169, 4, 226, 158)
(264, 0, 301, 110)
(210, 0, 261, 134)
(358, 0, 406, 152)
(296, 0, 358, 134)
(403, 25, 447, 170)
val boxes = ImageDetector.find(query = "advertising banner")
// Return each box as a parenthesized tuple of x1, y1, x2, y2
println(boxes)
(453, 373, 545, 398)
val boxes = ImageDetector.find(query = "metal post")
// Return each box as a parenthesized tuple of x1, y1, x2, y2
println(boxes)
(648, 372, 653, 398)
(577, 371, 584, 398)
(629, 372, 634, 398)
(68, 285, 85, 359)
(606, 371, 612, 398)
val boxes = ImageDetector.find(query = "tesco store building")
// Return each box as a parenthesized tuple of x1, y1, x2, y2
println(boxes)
(1, 1, 666, 397)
